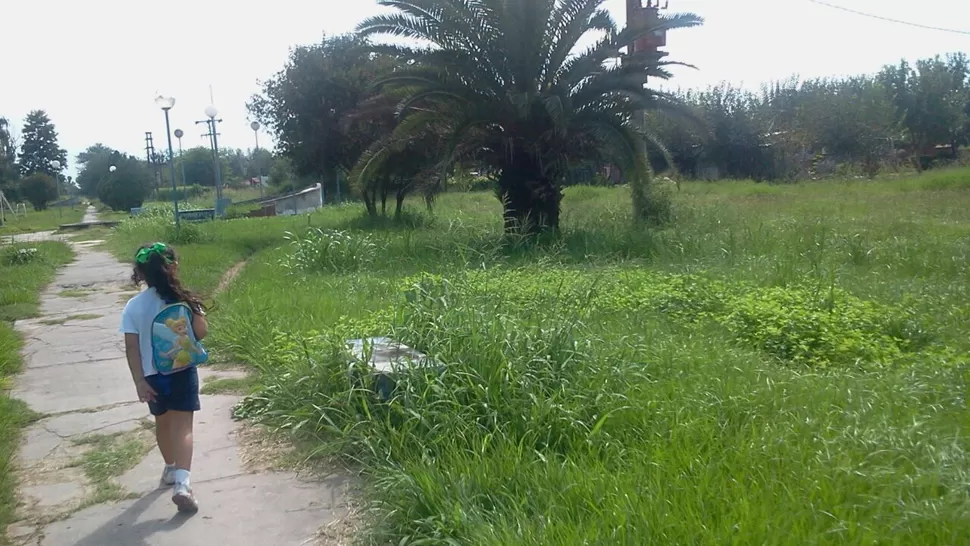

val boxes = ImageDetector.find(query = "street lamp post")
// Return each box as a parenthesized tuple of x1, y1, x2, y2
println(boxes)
(50, 160, 61, 200)
(250, 121, 264, 199)
(155, 94, 180, 228)
(50, 159, 63, 218)
(196, 106, 223, 215)
(174, 129, 186, 187)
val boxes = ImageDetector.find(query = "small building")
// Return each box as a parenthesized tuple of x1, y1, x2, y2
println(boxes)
(254, 183, 323, 216)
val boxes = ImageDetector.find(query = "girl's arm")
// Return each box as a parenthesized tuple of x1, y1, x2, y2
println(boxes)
(125, 334, 157, 402)
(192, 313, 209, 341)
(124, 334, 145, 383)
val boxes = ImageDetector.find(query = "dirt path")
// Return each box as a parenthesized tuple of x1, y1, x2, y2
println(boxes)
(213, 260, 249, 297)
(7, 208, 350, 545)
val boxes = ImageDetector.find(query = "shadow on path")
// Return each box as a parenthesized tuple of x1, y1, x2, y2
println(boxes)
(70, 490, 192, 546)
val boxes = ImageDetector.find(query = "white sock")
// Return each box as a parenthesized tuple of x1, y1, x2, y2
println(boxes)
(174, 469, 191, 486)
(165, 463, 176, 471)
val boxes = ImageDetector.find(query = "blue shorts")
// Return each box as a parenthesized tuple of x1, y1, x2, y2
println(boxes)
(145, 367, 201, 416)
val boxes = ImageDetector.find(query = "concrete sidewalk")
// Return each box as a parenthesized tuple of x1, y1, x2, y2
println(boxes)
(7, 209, 350, 545)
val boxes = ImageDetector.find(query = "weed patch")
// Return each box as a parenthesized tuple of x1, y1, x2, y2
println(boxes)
(114, 170, 970, 544)
(74, 433, 147, 483)
(57, 289, 91, 299)
(201, 376, 257, 395)
(38, 314, 103, 326)
(281, 228, 380, 274)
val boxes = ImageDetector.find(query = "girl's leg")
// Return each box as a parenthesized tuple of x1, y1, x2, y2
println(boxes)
(155, 412, 176, 466)
(167, 368, 200, 512)
(168, 409, 194, 472)
(168, 409, 198, 512)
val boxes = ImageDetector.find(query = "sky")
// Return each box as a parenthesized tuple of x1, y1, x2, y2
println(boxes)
(1, 0, 967, 178)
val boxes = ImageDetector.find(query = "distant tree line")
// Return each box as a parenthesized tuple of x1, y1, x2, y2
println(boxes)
(69, 142, 278, 212)
(0, 110, 69, 211)
(646, 53, 970, 181)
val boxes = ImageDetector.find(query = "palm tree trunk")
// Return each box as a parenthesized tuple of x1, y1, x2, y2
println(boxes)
(363, 187, 378, 218)
(395, 188, 406, 220)
(498, 161, 562, 235)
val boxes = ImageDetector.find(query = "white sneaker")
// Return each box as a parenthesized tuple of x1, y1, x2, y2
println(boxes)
(172, 482, 199, 512)
(160, 465, 176, 487)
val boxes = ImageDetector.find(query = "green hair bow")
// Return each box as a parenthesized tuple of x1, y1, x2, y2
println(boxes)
(135, 242, 170, 264)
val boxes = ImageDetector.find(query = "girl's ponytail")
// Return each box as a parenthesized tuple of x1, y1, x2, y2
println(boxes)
(131, 243, 206, 314)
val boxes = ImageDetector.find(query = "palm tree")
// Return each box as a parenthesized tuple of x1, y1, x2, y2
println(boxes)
(356, 0, 702, 233)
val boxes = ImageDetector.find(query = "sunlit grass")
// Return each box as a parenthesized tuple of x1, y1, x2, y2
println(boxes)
(0, 240, 73, 537)
(0, 206, 85, 234)
(109, 167, 970, 544)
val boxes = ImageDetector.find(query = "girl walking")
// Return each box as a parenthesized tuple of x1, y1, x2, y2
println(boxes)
(119, 242, 208, 512)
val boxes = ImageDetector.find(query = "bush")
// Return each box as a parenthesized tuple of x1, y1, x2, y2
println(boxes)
(2, 247, 40, 266)
(18, 173, 57, 211)
(281, 228, 379, 274)
(155, 185, 206, 202)
(633, 181, 674, 226)
(115, 207, 212, 246)
(399, 268, 934, 370)
(98, 159, 152, 211)
(717, 286, 923, 368)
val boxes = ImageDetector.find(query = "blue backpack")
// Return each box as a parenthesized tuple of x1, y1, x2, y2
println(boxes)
(150, 303, 208, 375)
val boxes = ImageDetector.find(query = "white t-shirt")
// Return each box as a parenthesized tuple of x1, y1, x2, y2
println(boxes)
(119, 288, 167, 377)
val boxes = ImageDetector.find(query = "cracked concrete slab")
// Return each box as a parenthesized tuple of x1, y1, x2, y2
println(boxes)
(12, 356, 139, 414)
(9, 208, 351, 546)
(22, 482, 86, 508)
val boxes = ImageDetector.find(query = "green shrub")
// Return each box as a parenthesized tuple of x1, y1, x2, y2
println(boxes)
(115, 208, 212, 246)
(155, 185, 206, 202)
(98, 159, 153, 212)
(281, 228, 379, 274)
(2, 247, 40, 266)
(398, 268, 933, 370)
(718, 286, 914, 368)
(19, 173, 57, 211)
(635, 182, 674, 226)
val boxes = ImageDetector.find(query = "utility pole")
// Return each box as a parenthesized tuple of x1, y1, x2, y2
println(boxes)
(195, 114, 224, 215)
(145, 131, 161, 194)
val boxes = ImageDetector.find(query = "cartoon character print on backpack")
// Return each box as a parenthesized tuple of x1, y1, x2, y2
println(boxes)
(151, 303, 208, 375)
(164, 316, 199, 370)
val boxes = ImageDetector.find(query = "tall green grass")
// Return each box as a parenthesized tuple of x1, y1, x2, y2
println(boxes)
(110, 167, 970, 544)
(0, 207, 85, 234)
(0, 241, 73, 540)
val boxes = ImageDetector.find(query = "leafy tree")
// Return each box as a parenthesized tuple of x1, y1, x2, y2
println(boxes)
(346, 92, 445, 218)
(246, 148, 274, 180)
(879, 54, 969, 166)
(248, 34, 402, 199)
(268, 155, 298, 191)
(797, 78, 902, 177)
(17, 110, 67, 177)
(19, 173, 57, 210)
(0, 117, 20, 201)
(356, 0, 703, 233)
(75, 143, 124, 197)
(651, 74, 907, 181)
(177, 146, 230, 187)
(97, 155, 153, 211)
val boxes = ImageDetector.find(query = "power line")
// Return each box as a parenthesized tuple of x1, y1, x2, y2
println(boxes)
(806, 0, 970, 36)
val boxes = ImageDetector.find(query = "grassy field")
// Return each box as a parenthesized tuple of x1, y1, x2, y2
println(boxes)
(0, 241, 74, 538)
(108, 168, 970, 545)
(0, 207, 85, 234)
